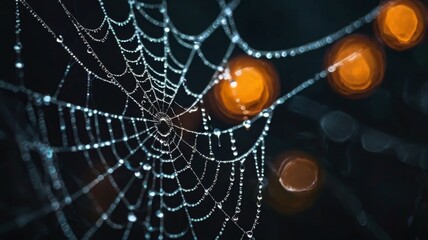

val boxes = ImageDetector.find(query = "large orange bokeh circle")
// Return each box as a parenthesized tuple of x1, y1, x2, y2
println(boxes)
(325, 34, 386, 99)
(375, 0, 427, 51)
(211, 55, 280, 122)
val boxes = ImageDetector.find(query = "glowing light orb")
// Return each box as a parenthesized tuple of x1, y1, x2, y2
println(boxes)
(375, 0, 427, 50)
(278, 156, 319, 193)
(325, 34, 385, 99)
(266, 152, 322, 214)
(210, 55, 280, 122)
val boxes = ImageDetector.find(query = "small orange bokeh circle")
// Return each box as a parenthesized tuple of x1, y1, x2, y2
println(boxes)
(325, 34, 386, 99)
(266, 151, 323, 215)
(278, 156, 319, 193)
(375, 0, 427, 51)
(210, 55, 280, 122)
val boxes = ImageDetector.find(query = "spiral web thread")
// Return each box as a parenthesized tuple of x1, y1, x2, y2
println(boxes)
(0, 0, 380, 239)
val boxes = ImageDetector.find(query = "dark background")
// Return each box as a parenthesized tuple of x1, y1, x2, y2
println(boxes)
(1, 0, 428, 239)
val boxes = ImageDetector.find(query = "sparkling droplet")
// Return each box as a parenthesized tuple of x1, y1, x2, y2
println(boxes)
(15, 62, 24, 69)
(246, 231, 253, 238)
(262, 109, 271, 118)
(56, 35, 64, 43)
(232, 215, 239, 222)
(87, 47, 93, 54)
(127, 212, 137, 222)
(231, 34, 239, 43)
(235, 206, 241, 213)
(143, 163, 152, 171)
(213, 128, 221, 136)
(156, 210, 164, 218)
(43, 95, 51, 103)
(243, 120, 251, 129)
(240, 164, 245, 172)
(224, 7, 232, 16)
(230, 80, 237, 88)
(217, 203, 222, 209)
(14, 44, 21, 51)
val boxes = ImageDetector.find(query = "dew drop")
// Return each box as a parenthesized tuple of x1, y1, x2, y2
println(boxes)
(156, 210, 164, 218)
(143, 163, 151, 171)
(230, 80, 237, 88)
(235, 206, 241, 213)
(127, 212, 137, 222)
(14, 44, 21, 51)
(213, 128, 221, 136)
(56, 35, 64, 43)
(240, 164, 245, 172)
(87, 47, 93, 54)
(15, 62, 24, 69)
(262, 109, 271, 118)
(43, 95, 51, 103)
(243, 120, 251, 129)
(246, 231, 253, 238)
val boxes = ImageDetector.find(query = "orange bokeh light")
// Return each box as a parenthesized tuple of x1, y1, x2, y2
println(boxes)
(375, 0, 427, 50)
(325, 34, 385, 99)
(210, 55, 280, 122)
(266, 152, 322, 215)
(278, 157, 319, 193)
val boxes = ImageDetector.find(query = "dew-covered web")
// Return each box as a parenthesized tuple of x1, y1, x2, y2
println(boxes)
(0, 0, 381, 239)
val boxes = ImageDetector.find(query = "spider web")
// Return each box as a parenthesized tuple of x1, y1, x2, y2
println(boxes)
(0, 0, 380, 239)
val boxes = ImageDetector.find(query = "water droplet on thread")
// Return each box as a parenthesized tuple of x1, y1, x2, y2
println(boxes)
(56, 35, 64, 43)
(213, 128, 221, 147)
(143, 163, 152, 171)
(15, 62, 24, 69)
(127, 212, 137, 222)
(243, 120, 251, 129)
(14, 44, 22, 51)
(156, 210, 164, 218)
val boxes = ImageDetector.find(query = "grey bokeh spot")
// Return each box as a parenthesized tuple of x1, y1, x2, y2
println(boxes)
(320, 111, 357, 142)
